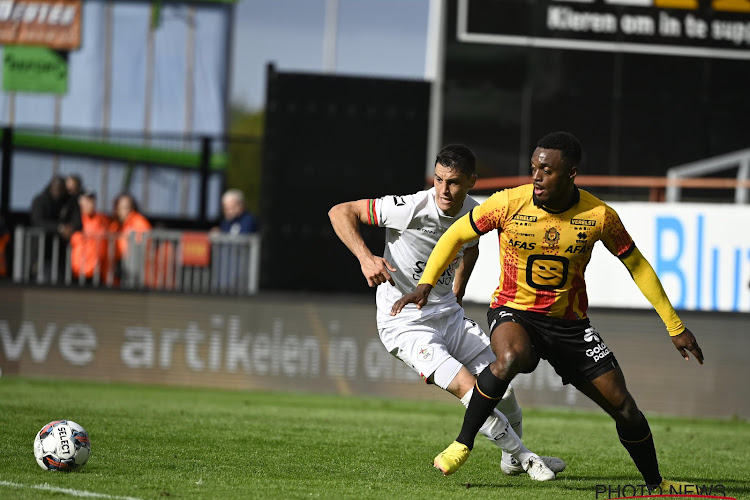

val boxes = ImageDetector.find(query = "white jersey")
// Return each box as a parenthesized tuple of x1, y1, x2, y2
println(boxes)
(371, 188, 479, 327)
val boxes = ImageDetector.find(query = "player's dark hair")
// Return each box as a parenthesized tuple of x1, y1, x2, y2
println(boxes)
(435, 144, 476, 177)
(537, 131, 582, 169)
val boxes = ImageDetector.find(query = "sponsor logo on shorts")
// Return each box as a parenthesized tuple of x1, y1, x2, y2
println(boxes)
(584, 327, 610, 362)
(586, 342, 611, 362)
(583, 328, 600, 343)
(490, 310, 515, 332)
(417, 346, 434, 361)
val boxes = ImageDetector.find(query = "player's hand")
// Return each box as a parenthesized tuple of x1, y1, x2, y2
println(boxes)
(361, 256, 397, 287)
(391, 283, 432, 315)
(671, 328, 704, 364)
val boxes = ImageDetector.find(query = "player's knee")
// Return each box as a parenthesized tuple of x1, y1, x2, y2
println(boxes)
(490, 348, 527, 379)
(614, 396, 641, 425)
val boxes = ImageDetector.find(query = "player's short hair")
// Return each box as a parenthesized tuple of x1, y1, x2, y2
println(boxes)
(537, 131, 582, 169)
(435, 144, 476, 177)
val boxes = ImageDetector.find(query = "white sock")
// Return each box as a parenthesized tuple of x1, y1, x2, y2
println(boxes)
(496, 385, 523, 438)
(495, 385, 525, 465)
(460, 388, 534, 465)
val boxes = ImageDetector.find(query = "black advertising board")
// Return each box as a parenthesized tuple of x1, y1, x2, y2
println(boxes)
(459, 0, 750, 59)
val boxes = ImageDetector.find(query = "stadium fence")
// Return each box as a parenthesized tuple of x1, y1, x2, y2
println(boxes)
(12, 226, 260, 295)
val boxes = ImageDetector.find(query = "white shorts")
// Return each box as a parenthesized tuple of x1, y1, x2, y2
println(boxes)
(378, 309, 492, 386)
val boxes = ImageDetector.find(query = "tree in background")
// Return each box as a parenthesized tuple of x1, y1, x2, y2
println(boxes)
(226, 105, 264, 216)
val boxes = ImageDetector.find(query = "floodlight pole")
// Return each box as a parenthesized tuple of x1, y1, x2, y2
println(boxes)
(425, 0, 446, 184)
(323, 0, 339, 73)
(0, 127, 11, 220)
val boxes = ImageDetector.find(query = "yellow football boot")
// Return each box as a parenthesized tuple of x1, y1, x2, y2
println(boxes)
(433, 441, 470, 476)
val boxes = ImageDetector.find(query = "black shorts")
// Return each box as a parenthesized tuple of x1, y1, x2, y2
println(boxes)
(487, 306, 618, 386)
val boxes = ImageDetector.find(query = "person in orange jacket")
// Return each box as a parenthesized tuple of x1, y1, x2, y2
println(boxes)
(111, 193, 152, 283)
(70, 191, 112, 283)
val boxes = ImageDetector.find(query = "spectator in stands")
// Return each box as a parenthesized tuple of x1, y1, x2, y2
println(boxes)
(112, 193, 152, 284)
(212, 189, 259, 235)
(30, 176, 69, 237)
(210, 189, 258, 291)
(30, 176, 72, 280)
(70, 191, 112, 284)
(60, 174, 84, 237)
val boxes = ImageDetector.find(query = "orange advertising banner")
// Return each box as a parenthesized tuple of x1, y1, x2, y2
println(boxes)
(180, 232, 211, 267)
(0, 1, 82, 50)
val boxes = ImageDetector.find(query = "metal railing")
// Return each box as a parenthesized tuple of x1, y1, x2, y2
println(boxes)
(12, 227, 261, 295)
(665, 148, 750, 203)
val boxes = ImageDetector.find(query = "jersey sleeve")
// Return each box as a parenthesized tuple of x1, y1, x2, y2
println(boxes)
(461, 197, 481, 248)
(621, 247, 685, 336)
(418, 213, 481, 286)
(470, 190, 509, 235)
(368, 194, 418, 231)
(600, 205, 635, 258)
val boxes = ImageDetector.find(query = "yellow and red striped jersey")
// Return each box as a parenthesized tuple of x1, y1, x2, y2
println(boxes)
(472, 184, 633, 319)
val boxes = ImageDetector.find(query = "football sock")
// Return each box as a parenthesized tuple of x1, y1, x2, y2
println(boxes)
(456, 368, 511, 450)
(617, 412, 662, 487)
(496, 385, 523, 438)
(460, 388, 533, 463)
(496, 385, 524, 465)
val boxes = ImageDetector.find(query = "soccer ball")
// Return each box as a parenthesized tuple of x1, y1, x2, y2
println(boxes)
(33, 420, 91, 471)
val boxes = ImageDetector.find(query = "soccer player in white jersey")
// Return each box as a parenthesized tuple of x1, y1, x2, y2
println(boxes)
(328, 144, 565, 480)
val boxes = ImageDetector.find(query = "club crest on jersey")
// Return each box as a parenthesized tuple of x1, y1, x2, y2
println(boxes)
(543, 227, 561, 247)
(417, 346, 434, 361)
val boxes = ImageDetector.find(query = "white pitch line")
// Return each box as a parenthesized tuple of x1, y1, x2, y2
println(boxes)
(0, 480, 143, 500)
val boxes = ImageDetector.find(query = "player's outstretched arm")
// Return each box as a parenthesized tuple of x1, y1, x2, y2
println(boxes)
(391, 283, 433, 315)
(329, 200, 396, 287)
(621, 246, 704, 364)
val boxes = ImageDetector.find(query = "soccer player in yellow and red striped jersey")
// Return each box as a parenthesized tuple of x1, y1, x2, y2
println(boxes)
(329, 144, 564, 480)
(391, 132, 704, 492)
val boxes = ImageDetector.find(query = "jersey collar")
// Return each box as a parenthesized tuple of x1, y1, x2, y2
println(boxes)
(533, 185, 580, 214)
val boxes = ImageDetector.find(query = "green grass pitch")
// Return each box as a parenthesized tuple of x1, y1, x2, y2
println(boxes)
(0, 377, 748, 500)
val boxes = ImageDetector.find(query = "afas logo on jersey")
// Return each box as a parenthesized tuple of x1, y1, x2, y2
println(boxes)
(564, 244, 589, 254)
(509, 239, 536, 250)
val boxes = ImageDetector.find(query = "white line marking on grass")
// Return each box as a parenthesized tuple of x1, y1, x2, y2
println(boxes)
(0, 480, 142, 500)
